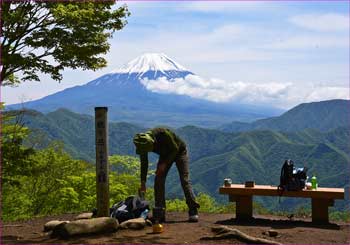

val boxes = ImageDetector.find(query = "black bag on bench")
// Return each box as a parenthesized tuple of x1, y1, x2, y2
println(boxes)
(279, 159, 307, 192)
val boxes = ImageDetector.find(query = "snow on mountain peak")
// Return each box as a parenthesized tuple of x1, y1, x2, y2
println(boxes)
(112, 53, 188, 75)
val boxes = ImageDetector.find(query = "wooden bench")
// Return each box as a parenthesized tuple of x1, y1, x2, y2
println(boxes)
(219, 184, 345, 223)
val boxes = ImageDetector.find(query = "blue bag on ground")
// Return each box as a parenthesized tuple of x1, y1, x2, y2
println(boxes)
(110, 195, 149, 223)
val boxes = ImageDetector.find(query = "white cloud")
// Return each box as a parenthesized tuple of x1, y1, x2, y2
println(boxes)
(207, 24, 244, 43)
(305, 86, 349, 102)
(289, 13, 349, 32)
(141, 75, 349, 108)
(267, 35, 349, 50)
(4, 2, 348, 108)
(181, 1, 266, 13)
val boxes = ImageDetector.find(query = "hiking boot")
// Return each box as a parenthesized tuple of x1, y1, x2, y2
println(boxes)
(188, 208, 199, 222)
(151, 207, 166, 223)
(149, 215, 166, 224)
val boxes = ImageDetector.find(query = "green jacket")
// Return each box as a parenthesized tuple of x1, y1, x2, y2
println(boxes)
(139, 128, 186, 182)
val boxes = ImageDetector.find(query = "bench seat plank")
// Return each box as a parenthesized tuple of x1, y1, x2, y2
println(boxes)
(219, 184, 344, 199)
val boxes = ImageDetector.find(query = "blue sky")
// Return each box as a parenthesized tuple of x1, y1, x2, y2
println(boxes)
(2, 1, 349, 109)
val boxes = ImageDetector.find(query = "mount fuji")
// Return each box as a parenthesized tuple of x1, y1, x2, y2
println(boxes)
(9, 53, 283, 127)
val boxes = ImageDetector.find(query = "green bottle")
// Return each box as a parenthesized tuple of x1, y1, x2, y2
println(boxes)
(311, 174, 317, 190)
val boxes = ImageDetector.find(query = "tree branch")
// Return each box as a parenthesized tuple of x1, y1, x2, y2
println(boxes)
(3, 2, 31, 46)
(201, 226, 282, 245)
(9, 4, 38, 56)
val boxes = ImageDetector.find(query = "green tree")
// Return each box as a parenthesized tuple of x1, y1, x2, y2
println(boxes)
(24, 142, 93, 215)
(1, 149, 153, 221)
(1, 0, 129, 86)
(1, 106, 35, 185)
(1, 142, 95, 220)
(109, 155, 155, 204)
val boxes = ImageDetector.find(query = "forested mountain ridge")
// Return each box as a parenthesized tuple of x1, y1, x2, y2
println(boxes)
(16, 107, 350, 211)
(219, 99, 350, 133)
(20, 108, 145, 161)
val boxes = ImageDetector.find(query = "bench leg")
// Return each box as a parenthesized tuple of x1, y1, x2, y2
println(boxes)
(230, 195, 253, 220)
(312, 198, 334, 223)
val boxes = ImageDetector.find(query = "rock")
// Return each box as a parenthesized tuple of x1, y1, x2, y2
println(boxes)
(74, 212, 93, 220)
(52, 217, 118, 238)
(120, 218, 146, 230)
(268, 229, 279, 237)
(43, 220, 70, 232)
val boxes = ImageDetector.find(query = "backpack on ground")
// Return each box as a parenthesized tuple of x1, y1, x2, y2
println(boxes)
(110, 195, 149, 223)
(278, 159, 307, 192)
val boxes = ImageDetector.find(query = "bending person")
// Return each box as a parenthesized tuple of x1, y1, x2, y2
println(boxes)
(133, 127, 200, 222)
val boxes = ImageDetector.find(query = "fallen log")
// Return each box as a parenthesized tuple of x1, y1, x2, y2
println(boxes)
(74, 212, 93, 220)
(44, 220, 70, 232)
(52, 217, 118, 238)
(201, 225, 282, 245)
(120, 218, 146, 230)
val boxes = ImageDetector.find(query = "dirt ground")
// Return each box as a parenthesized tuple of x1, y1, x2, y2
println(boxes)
(1, 212, 349, 244)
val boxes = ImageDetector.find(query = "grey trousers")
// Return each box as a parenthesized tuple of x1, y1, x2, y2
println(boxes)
(154, 148, 200, 210)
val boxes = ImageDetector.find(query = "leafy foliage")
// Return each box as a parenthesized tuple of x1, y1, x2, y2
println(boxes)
(2, 142, 96, 220)
(1, 141, 155, 221)
(329, 210, 350, 222)
(166, 193, 235, 213)
(1, 107, 35, 185)
(1, 0, 129, 86)
(109, 155, 154, 204)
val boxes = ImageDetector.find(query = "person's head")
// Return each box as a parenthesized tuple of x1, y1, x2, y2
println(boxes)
(133, 131, 154, 154)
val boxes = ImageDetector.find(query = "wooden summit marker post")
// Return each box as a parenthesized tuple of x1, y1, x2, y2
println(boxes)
(95, 107, 109, 217)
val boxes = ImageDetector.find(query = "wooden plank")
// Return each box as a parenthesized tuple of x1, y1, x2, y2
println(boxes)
(219, 184, 344, 199)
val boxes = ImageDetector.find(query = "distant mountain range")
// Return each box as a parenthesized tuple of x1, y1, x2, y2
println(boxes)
(8, 53, 282, 128)
(18, 99, 350, 210)
(219, 99, 350, 132)
(171, 126, 349, 211)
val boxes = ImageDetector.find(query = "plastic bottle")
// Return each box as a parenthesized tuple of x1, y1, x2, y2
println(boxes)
(140, 209, 149, 219)
(311, 174, 317, 190)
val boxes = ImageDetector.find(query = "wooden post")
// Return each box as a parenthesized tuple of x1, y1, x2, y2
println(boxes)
(229, 195, 253, 220)
(312, 198, 334, 223)
(95, 107, 109, 217)
(236, 195, 253, 220)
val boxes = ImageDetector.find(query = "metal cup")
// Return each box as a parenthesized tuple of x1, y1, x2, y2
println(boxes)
(152, 223, 164, 233)
(224, 178, 232, 187)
